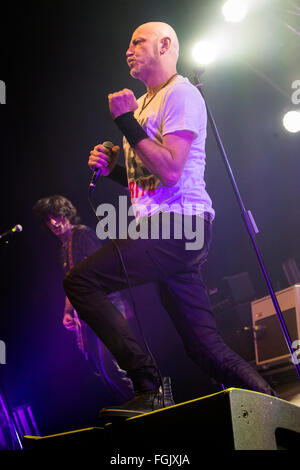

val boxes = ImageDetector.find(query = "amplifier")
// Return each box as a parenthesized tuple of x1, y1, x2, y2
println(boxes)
(251, 284, 300, 367)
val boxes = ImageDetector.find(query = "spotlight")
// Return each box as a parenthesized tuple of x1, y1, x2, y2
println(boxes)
(283, 110, 300, 133)
(222, 0, 248, 23)
(192, 40, 217, 66)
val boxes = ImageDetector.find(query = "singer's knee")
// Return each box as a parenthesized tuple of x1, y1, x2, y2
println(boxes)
(63, 262, 105, 300)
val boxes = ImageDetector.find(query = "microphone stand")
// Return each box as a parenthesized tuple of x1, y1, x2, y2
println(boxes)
(193, 68, 300, 379)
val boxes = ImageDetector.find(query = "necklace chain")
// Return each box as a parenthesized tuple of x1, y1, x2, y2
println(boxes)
(138, 74, 178, 117)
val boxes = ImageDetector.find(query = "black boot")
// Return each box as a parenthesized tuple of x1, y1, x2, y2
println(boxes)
(98, 368, 175, 421)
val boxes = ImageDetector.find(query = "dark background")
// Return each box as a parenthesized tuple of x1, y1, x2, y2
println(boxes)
(0, 0, 299, 436)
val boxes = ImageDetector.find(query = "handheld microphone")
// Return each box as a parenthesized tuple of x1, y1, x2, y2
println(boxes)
(0, 224, 23, 239)
(89, 141, 114, 190)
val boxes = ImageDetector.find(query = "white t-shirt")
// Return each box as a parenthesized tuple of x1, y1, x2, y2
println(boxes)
(123, 75, 215, 222)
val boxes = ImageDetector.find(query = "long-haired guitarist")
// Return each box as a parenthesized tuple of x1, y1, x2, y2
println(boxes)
(33, 194, 133, 399)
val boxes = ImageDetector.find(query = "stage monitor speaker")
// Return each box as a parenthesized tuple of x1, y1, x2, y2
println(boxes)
(107, 388, 300, 451)
(23, 427, 105, 450)
(251, 284, 300, 366)
(24, 389, 300, 451)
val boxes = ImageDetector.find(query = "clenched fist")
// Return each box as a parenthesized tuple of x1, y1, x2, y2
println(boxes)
(108, 88, 139, 119)
(62, 312, 77, 331)
(88, 143, 120, 176)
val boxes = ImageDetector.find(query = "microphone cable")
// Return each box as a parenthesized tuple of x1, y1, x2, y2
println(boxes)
(87, 169, 165, 407)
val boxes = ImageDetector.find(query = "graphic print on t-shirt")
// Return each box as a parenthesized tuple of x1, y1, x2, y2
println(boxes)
(126, 145, 161, 201)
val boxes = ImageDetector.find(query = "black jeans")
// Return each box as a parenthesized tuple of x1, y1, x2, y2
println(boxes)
(63, 213, 276, 396)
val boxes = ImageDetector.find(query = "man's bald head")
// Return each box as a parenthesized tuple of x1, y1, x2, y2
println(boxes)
(133, 22, 179, 63)
(126, 22, 179, 87)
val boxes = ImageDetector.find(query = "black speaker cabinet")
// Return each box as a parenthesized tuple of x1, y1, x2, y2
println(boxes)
(23, 388, 300, 451)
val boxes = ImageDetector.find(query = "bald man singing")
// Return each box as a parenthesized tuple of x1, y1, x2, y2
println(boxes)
(64, 22, 277, 419)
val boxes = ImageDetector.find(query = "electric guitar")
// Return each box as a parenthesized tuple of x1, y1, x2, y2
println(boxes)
(72, 310, 89, 361)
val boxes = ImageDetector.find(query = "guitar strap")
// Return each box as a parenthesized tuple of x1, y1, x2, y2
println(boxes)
(67, 225, 85, 270)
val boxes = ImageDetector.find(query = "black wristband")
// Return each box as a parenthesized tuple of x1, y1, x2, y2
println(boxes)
(114, 112, 148, 148)
(107, 164, 128, 187)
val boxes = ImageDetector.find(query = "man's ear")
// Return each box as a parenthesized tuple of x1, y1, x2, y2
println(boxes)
(160, 37, 171, 55)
